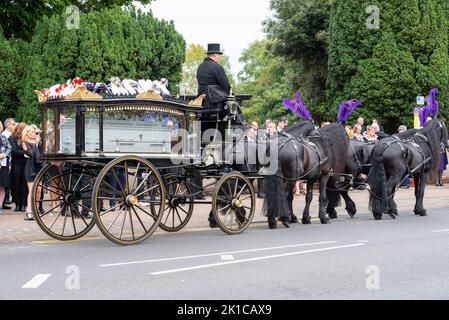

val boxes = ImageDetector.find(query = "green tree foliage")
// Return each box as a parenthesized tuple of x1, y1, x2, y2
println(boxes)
(0, 0, 152, 41)
(180, 44, 235, 95)
(0, 27, 19, 120)
(236, 40, 296, 124)
(15, 6, 185, 123)
(328, 0, 449, 132)
(264, 0, 331, 119)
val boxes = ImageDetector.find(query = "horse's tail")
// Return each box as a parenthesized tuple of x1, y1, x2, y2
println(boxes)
(368, 143, 388, 217)
(262, 175, 290, 221)
(326, 176, 341, 208)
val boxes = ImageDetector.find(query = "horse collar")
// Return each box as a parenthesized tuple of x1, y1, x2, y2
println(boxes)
(414, 132, 429, 144)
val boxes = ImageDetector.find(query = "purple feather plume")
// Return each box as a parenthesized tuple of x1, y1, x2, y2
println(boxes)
(416, 105, 431, 128)
(338, 99, 363, 122)
(282, 91, 311, 120)
(427, 87, 439, 117)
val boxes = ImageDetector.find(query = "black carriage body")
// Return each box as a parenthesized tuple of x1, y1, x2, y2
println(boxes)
(34, 93, 258, 245)
(39, 98, 204, 167)
(38, 95, 254, 169)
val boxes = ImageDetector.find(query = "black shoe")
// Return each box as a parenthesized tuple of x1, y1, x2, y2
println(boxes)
(2, 205, 11, 210)
(14, 206, 21, 212)
(268, 222, 277, 229)
(21, 206, 27, 212)
(24, 213, 35, 221)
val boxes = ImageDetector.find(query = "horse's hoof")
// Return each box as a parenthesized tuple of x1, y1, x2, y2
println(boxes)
(268, 222, 277, 229)
(290, 215, 299, 224)
(328, 212, 338, 219)
(279, 217, 290, 228)
(415, 210, 427, 217)
(320, 217, 331, 224)
(302, 217, 312, 225)
(347, 207, 357, 218)
(374, 215, 382, 221)
(388, 212, 397, 219)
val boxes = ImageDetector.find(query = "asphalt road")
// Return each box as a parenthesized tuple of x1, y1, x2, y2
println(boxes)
(1, 207, 449, 300)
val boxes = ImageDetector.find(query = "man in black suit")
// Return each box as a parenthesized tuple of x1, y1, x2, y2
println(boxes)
(196, 43, 231, 102)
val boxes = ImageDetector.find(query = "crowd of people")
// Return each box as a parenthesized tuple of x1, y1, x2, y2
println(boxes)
(0, 118, 42, 220)
(245, 115, 448, 192)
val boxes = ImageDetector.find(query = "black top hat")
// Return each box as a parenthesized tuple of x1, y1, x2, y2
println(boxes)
(206, 43, 223, 55)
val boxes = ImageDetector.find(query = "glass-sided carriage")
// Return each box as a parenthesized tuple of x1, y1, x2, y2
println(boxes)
(33, 87, 258, 245)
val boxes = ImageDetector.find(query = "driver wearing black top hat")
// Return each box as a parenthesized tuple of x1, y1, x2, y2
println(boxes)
(196, 43, 232, 104)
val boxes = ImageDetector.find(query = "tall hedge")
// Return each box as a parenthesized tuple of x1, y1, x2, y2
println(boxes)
(16, 6, 186, 123)
(0, 27, 19, 120)
(327, 0, 449, 132)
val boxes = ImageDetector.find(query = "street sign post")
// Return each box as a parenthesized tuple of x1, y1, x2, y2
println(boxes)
(416, 96, 425, 105)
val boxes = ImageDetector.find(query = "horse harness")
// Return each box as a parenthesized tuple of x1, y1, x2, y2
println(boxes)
(382, 133, 431, 177)
(276, 130, 328, 180)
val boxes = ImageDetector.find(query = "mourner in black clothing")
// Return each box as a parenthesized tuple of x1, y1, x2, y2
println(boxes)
(196, 44, 233, 225)
(196, 43, 231, 101)
(9, 122, 28, 212)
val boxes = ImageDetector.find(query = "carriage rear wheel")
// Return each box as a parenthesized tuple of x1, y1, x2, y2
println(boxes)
(92, 156, 165, 245)
(212, 172, 256, 235)
(32, 163, 98, 241)
(159, 176, 194, 232)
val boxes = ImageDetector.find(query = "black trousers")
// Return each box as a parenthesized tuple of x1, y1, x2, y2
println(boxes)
(11, 162, 28, 208)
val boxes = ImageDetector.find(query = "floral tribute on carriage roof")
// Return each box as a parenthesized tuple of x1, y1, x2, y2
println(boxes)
(34, 76, 189, 103)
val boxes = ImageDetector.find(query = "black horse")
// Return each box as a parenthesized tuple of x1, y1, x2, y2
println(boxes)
(261, 121, 316, 228)
(369, 119, 448, 219)
(325, 139, 377, 219)
(262, 122, 349, 227)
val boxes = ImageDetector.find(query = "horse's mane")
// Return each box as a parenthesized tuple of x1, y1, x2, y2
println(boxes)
(396, 128, 419, 139)
(316, 123, 349, 174)
(286, 121, 316, 137)
(416, 119, 444, 171)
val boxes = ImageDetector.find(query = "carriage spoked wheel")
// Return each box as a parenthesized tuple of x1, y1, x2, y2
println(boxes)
(212, 172, 256, 235)
(159, 176, 194, 232)
(92, 156, 165, 246)
(32, 162, 98, 241)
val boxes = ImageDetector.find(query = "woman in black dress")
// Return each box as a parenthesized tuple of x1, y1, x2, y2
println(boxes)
(8, 122, 28, 212)
(22, 125, 40, 221)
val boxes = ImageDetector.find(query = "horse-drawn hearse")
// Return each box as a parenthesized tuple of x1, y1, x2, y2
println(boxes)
(32, 83, 261, 245)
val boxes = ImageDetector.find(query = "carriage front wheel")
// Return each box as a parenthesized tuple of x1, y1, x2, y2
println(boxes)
(212, 172, 256, 235)
(92, 156, 165, 246)
(32, 162, 98, 241)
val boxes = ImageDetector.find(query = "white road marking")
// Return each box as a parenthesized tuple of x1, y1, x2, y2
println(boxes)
(8, 244, 49, 250)
(100, 241, 338, 267)
(149, 243, 366, 276)
(220, 255, 234, 261)
(432, 229, 449, 233)
(22, 274, 52, 289)
(358, 240, 369, 243)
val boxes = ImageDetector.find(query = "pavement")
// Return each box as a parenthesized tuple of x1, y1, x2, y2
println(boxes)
(0, 183, 448, 244)
(1, 199, 449, 299)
